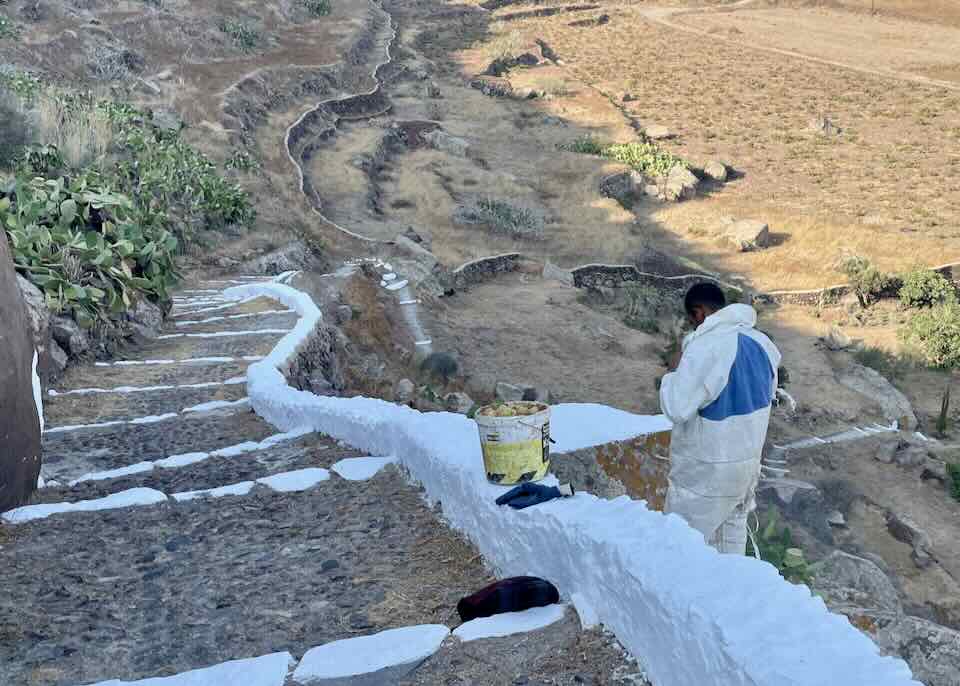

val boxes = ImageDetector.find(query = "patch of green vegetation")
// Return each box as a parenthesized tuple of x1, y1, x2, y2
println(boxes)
(560, 136, 686, 177)
(839, 254, 891, 308)
(0, 68, 42, 101)
(0, 15, 19, 40)
(1, 175, 179, 326)
(899, 266, 957, 309)
(947, 462, 960, 502)
(224, 149, 261, 172)
(300, 0, 332, 17)
(900, 302, 960, 368)
(746, 510, 814, 586)
(218, 19, 260, 52)
(623, 314, 659, 334)
(453, 197, 544, 239)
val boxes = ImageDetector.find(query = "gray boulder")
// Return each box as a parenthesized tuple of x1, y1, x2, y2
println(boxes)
(49, 340, 68, 374)
(128, 298, 163, 339)
(662, 164, 699, 202)
(150, 107, 183, 133)
(16, 274, 55, 374)
(837, 363, 918, 431)
(239, 240, 312, 275)
(495, 382, 526, 403)
(645, 124, 673, 140)
(444, 392, 475, 415)
(703, 160, 728, 182)
(724, 220, 770, 252)
(822, 326, 853, 351)
(886, 511, 935, 569)
(421, 130, 470, 157)
(0, 233, 42, 511)
(871, 614, 960, 686)
(395, 378, 415, 404)
(810, 551, 902, 615)
(599, 170, 643, 206)
(50, 314, 90, 357)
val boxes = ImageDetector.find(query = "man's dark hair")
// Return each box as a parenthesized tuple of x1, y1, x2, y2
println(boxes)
(684, 282, 726, 315)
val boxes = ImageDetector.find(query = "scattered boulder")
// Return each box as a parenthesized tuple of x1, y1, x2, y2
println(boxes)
(496, 381, 526, 403)
(542, 260, 574, 286)
(420, 352, 459, 386)
(810, 551, 902, 615)
(50, 315, 90, 357)
(470, 75, 513, 98)
(421, 129, 470, 157)
(15, 274, 54, 375)
(886, 510, 935, 569)
(893, 445, 929, 468)
(723, 219, 770, 252)
(662, 164, 699, 202)
(837, 363, 918, 431)
(826, 510, 846, 527)
(425, 81, 441, 98)
(127, 298, 163, 340)
(444, 391, 475, 415)
(335, 305, 353, 325)
(921, 458, 948, 485)
(823, 326, 853, 351)
(621, 92, 637, 102)
(150, 107, 183, 133)
(0, 233, 42, 512)
(599, 170, 642, 206)
(869, 614, 960, 686)
(239, 240, 312, 275)
(395, 378, 415, 404)
(644, 124, 673, 140)
(875, 441, 900, 464)
(48, 340, 68, 374)
(703, 160, 728, 182)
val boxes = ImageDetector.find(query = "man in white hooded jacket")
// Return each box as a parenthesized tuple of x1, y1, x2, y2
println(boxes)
(659, 283, 781, 554)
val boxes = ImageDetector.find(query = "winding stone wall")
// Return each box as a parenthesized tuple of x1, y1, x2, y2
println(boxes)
(450, 253, 523, 289)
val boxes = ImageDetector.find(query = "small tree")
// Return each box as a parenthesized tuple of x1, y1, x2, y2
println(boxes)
(840, 254, 890, 308)
(899, 267, 956, 309)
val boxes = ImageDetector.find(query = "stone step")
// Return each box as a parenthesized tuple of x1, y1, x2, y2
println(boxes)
(130, 326, 286, 361)
(34, 432, 367, 503)
(43, 384, 249, 429)
(41, 410, 278, 483)
(0, 470, 494, 686)
(70, 357, 254, 389)
(163, 309, 297, 335)
(167, 295, 283, 321)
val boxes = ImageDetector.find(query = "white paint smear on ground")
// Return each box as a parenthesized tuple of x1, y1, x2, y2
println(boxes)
(172, 481, 256, 502)
(85, 651, 294, 686)
(182, 398, 250, 414)
(3, 488, 167, 524)
(45, 413, 179, 434)
(330, 456, 397, 481)
(69, 462, 155, 486)
(226, 280, 919, 686)
(49, 377, 245, 397)
(292, 625, 449, 682)
(453, 605, 567, 642)
(175, 310, 294, 326)
(256, 468, 330, 493)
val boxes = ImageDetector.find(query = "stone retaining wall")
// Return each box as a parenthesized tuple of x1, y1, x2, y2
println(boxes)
(450, 253, 523, 289)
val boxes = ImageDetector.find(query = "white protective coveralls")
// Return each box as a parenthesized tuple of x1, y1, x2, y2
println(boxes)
(659, 304, 781, 554)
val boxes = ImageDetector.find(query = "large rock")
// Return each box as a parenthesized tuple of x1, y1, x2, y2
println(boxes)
(0, 234, 42, 511)
(444, 391, 475, 415)
(599, 170, 643, 206)
(661, 164, 699, 202)
(15, 274, 58, 378)
(837, 363, 918, 431)
(724, 220, 770, 252)
(886, 511, 935, 569)
(645, 124, 673, 140)
(870, 614, 960, 686)
(421, 130, 470, 158)
(703, 160, 728, 182)
(810, 551, 902, 615)
(128, 298, 163, 339)
(239, 240, 312, 275)
(50, 314, 89, 357)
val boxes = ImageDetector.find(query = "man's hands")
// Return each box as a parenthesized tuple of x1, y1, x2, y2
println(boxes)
(667, 349, 683, 372)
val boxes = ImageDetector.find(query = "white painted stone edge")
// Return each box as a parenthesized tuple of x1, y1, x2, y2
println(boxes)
(224, 280, 920, 686)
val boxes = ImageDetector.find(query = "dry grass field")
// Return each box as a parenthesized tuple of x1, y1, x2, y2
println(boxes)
(473, 0, 960, 289)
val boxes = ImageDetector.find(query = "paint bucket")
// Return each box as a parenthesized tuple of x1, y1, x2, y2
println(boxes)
(475, 402, 551, 485)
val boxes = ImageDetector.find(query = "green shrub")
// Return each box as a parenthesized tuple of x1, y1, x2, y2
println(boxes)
(2, 174, 179, 324)
(0, 68, 42, 101)
(947, 463, 960, 501)
(300, 0, 332, 16)
(219, 19, 260, 51)
(453, 197, 544, 239)
(746, 510, 814, 586)
(623, 314, 660, 334)
(899, 267, 956, 308)
(224, 149, 261, 172)
(560, 137, 686, 177)
(900, 302, 960, 368)
(840, 254, 891, 308)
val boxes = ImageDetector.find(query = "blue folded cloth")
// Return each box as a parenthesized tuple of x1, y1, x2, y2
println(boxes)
(495, 482, 574, 509)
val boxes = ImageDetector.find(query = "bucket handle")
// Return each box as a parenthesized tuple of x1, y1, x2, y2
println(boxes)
(516, 418, 556, 444)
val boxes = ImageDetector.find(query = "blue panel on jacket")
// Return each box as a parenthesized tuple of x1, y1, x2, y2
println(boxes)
(699, 334, 774, 421)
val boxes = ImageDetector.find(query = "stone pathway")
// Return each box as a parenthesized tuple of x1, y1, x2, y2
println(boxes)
(0, 275, 644, 686)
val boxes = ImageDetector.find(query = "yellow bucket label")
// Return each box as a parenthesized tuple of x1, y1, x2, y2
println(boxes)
(482, 438, 550, 485)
